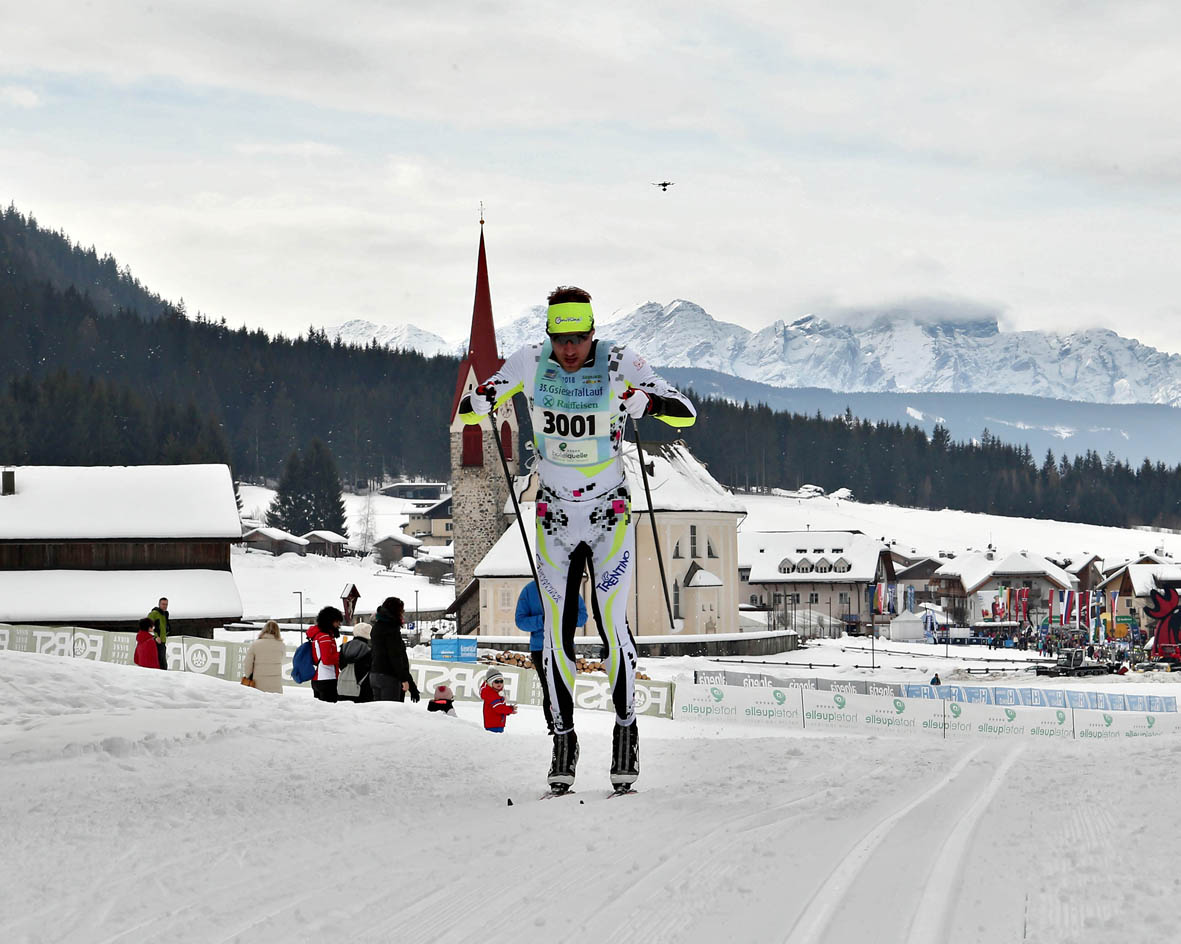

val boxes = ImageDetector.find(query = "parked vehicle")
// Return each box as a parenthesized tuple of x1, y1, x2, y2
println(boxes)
(1035, 648, 1113, 677)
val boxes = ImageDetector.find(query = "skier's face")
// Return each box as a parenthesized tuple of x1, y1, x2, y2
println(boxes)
(550, 330, 594, 372)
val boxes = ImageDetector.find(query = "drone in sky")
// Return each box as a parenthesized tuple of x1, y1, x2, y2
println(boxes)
(651, 181, 675, 191)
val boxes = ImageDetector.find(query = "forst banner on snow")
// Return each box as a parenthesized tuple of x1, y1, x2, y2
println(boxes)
(0, 625, 675, 719)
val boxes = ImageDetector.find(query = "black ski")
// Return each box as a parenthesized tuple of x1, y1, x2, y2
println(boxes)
(540, 786, 577, 800)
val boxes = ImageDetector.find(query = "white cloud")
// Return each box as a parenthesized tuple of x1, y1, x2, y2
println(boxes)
(2, 1, 1180, 354)
(1, 85, 41, 108)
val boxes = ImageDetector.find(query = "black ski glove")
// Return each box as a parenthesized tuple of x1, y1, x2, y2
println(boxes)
(407, 678, 421, 703)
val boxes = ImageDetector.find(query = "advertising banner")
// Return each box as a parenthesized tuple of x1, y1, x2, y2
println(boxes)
(177, 637, 247, 680)
(674, 683, 804, 727)
(801, 688, 947, 738)
(1073, 709, 1179, 740)
(944, 702, 1073, 741)
(429, 638, 478, 662)
(408, 659, 675, 719)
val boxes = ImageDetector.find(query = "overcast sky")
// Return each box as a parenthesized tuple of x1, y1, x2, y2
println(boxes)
(3, 1, 1180, 352)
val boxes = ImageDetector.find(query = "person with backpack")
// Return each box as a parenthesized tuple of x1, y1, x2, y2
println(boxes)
(369, 597, 420, 703)
(337, 621, 373, 703)
(307, 606, 343, 702)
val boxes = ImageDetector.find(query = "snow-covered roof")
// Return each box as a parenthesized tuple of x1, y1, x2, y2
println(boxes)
(302, 530, 349, 544)
(1116, 564, 1181, 597)
(623, 441, 745, 514)
(244, 527, 309, 546)
(933, 550, 1075, 593)
(508, 442, 745, 517)
(0, 465, 241, 541)
(0, 569, 242, 621)
(686, 568, 723, 588)
(374, 532, 423, 548)
(1104, 552, 1172, 575)
(743, 531, 887, 584)
(1056, 552, 1102, 575)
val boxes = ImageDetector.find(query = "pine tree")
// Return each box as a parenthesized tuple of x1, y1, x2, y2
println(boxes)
(302, 438, 349, 536)
(267, 450, 310, 534)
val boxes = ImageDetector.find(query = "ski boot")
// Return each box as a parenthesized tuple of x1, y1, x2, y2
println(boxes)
(610, 722, 639, 794)
(547, 730, 579, 795)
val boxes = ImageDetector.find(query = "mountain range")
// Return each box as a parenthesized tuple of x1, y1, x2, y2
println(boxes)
(328, 300, 1181, 407)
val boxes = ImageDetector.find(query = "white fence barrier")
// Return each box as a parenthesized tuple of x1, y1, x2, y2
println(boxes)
(0, 624, 675, 718)
(674, 683, 1180, 740)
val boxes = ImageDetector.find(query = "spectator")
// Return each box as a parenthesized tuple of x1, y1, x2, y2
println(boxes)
(243, 620, 286, 694)
(338, 621, 374, 703)
(515, 581, 587, 735)
(930, 672, 941, 686)
(370, 597, 420, 703)
(147, 597, 170, 670)
(480, 667, 517, 732)
(133, 618, 159, 669)
(307, 606, 343, 703)
(427, 683, 457, 716)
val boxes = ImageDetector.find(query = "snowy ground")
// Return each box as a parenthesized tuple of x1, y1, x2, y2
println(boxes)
(230, 547, 454, 623)
(3, 644, 1180, 944)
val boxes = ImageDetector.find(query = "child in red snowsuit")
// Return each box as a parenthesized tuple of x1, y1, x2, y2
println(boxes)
(480, 668, 517, 732)
(133, 618, 160, 669)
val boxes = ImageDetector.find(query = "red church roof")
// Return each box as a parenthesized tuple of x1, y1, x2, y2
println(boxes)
(450, 223, 504, 422)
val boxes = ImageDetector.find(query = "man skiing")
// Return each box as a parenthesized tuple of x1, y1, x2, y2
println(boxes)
(460, 285, 696, 794)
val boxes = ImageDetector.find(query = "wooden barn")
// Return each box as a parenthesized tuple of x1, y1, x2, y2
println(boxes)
(302, 530, 349, 558)
(0, 465, 243, 636)
(242, 527, 309, 556)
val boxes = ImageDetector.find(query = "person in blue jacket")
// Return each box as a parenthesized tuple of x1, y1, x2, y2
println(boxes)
(516, 580, 587, 735)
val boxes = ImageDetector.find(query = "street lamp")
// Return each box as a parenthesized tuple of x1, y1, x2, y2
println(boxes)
(415, 589, 420, 634)
(293, 591, 303, 632)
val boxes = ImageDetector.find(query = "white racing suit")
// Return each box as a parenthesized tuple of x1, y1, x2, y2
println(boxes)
(460, 339, 695, 741)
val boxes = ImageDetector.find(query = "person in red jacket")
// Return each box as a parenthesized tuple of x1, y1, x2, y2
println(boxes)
(133, 618, 159, 669)
(307, 606, 343, 703)
(480, 668, 517, 732)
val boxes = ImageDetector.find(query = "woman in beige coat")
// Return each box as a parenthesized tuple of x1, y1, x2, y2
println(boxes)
(242, 620, 286, 694)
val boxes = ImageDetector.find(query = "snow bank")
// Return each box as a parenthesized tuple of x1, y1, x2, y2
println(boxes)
(4, 647, 1181, 942)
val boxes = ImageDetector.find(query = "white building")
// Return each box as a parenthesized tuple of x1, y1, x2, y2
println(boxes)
(0, 464, 243, 633)
(929, 550, 1075, 626)
(741, 530, 895, 636)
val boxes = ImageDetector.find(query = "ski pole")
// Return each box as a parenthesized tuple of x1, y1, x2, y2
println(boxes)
(630, 420, 676, 632)
(487, 411, 543, 594)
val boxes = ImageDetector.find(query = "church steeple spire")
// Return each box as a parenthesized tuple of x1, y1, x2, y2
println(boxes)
(450, 216, 503, 421)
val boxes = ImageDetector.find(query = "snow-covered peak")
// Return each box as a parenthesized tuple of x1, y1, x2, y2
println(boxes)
(324, 301, 1181, 406)
(326, 320, 454, 358)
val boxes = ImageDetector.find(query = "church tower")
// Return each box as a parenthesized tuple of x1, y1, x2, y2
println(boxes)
(449, 218, 519, 632)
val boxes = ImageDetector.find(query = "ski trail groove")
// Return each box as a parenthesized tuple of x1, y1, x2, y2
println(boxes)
(904, 744, 1023, 944)
(781, 745, 986, 944)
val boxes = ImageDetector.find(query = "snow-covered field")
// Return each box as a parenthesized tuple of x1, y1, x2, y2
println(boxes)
(234, 485, 453, 621)
(4, 640, 1180, 944)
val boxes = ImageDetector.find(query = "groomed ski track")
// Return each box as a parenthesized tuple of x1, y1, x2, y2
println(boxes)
(2, 650, 1177, 944)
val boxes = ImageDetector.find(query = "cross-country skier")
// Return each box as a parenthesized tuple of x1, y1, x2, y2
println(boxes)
(459, 285, 696, 793)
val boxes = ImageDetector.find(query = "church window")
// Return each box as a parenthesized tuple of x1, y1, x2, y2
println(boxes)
(500, 421, 513, 461)
(462, 425, 483, 467)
